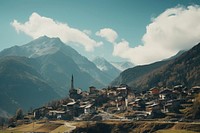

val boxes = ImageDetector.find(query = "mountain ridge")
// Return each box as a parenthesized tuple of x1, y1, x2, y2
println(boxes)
(111, 42, 200, 91)
(0, 56, 59, 116)
(0, 36, 113, 95)
(93, 56, 121, 79)
(110, 61, 134, 71)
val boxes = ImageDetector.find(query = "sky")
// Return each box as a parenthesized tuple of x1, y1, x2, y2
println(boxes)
(0, 0, 200, 65)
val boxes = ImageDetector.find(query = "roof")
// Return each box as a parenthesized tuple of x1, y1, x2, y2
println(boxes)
(49, 110, 65, 114)
(117, 87, 127, 90)
(128, 102, 136, 105)
(85, 104, 93, 109)
(145, 101, 154, 105)
(80, 101, 89, 104)
(150, 87, 158, 91)
(160, 89, 172, 94)
(174, 85, 183, 88)
(165, 103, 172, 106)
(67, 102, 76, 106)
(79, 105, 86, 108)
(134, 111, 149, 115)
(146, 103, 159, 108)
(134, 98, 141, 102)
(192, 86, 200, 89)
(47, 106, 53, 110)
(151, 103, 159, 107)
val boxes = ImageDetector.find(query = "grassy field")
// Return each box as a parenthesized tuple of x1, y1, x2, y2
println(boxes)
(1, 120, 200, 133)
(50, 125, 71, 133)
(0, 122, 43, 133)
(0, 120, 78, 133)
(0, 131, 22, 133)
(0, 121, 63, 133)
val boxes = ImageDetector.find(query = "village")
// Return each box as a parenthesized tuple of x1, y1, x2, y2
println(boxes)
(18, 75, 198, 124)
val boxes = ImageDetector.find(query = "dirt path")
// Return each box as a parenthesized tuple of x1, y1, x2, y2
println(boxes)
(64, 122, 76, 132)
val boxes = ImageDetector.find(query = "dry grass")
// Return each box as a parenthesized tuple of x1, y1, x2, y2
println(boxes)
(156, 129, 199, 133)
(5, 122, 43, 132)
(33, 122, 62, 132)
(50, 125, 71, 133)
(3, 120, 200, 133)
(2, 121, 62, 133)
(0, 130, 22, 133)
(69, 121, 94, 128)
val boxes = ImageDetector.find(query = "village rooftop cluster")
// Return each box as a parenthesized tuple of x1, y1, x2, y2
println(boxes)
(26, 75, 200, 123)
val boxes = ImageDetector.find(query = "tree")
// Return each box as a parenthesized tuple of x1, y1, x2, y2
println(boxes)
(15, 108, 23, 120)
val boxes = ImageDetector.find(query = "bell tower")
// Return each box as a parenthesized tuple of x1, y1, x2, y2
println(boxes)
(71, 74, 74, 90)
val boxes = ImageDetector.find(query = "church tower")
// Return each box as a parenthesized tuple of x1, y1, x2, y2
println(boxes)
(71, 74, 74, 90)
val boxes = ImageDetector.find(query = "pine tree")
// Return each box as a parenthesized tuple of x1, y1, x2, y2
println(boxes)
(15, 108, 23, 120)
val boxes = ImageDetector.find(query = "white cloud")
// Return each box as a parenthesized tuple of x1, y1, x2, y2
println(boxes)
(113, 39, 173, 65)
(83, 29, 92, 35)
(11, 12, 102, 52)
(96, 28, 118, 43)
(113, 5, 200, 65)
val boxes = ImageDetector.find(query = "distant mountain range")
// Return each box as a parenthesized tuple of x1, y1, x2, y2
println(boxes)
(111, 43, 200, 92)
(93, 57, 135, 80)
(1, 35, 199, 117)
(111, 61, 134, 71)
(93, 57, 121, 79)
(0, 36, 134, 116)
(0, 36, 117, 116)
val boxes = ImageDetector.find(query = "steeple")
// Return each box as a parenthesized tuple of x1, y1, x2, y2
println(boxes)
(71, 74, 74, 90)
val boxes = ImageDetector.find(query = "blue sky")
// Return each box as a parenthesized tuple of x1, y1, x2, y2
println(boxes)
(1, 0, 200, 64)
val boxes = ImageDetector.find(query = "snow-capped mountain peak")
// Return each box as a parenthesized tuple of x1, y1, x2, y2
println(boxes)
(93, 57, 109, 71)
(22, 36, 64, 58)
(93, 57, 121, 79)
(111, 61, 134, 71)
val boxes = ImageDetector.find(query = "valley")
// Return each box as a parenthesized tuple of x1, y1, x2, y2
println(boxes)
(1, 1, 200, 133)
(0, 37, 199, 133)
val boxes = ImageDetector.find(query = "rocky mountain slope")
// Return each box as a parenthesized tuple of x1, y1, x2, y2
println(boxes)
(0, 36, 115, 116)
(111, 43, 200, 91)
(0, 36, 111, 96)
(111, 60, 170, 89)
(0, 56, 59, 116)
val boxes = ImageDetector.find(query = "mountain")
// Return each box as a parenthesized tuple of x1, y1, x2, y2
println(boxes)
(93, 57, 121, 79)
(0, 56, 59, 116)
(111, 60, 170, 88)
(163, 50, 186, 61)
(0, 36, 111, 95)
(111, 43, 200, 91)
(36, 51, 102, 96)
(111, 61, 134, 71)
